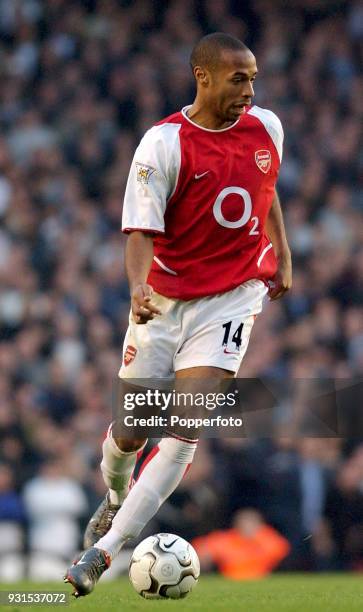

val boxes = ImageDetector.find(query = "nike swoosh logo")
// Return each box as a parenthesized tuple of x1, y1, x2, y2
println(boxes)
(224, 348, 240, 355)
(194, 171, 210, 180)
(164, 538, 178, 549)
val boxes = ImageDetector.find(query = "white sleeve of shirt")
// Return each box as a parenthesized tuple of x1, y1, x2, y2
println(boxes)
(122, 123, 181, 234)
(248, 106, 284, 162)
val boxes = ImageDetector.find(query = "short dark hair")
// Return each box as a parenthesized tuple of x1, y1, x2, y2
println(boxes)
(190, 32, 249, 73)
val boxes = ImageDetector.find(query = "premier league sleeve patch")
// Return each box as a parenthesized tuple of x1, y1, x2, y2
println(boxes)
(135, 162, 157, 184)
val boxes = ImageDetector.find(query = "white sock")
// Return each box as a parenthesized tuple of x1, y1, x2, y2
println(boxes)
(100, 425, 146, 505)
(95, 436, 198, 559)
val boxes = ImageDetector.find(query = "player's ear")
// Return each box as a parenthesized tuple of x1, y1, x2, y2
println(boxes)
(194, 66, 210, 86)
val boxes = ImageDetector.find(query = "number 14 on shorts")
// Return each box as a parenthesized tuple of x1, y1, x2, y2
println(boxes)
(222, 320, 244, 354)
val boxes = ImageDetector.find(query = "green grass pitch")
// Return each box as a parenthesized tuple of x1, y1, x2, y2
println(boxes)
(1, 574, 363, 612)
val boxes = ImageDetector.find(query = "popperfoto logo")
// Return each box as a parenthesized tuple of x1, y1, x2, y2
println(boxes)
(113, 377, 363, 439)
(115, 383, 244, 437)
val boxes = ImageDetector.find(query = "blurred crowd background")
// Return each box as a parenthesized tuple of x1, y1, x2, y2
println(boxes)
(0, 0, 362, 581)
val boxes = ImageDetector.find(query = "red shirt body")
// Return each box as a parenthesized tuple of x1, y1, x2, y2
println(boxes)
(122, 105, 283, 300)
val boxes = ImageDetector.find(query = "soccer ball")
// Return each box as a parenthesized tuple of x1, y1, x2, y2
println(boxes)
(129, 533, 200, 599)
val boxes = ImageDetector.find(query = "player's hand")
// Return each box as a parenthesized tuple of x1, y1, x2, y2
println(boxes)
(268, 255, 292, 300)
(131, 283, 161, 324)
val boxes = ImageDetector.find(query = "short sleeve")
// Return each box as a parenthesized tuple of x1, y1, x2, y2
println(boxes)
(248, 106, 284, 162)
(122, 123, 181, 234)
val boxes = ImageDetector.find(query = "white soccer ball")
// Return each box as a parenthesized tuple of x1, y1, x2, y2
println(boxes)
(129, 533, 200, 599)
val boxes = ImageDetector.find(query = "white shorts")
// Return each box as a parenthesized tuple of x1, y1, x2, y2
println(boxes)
(118, 279, 267, 378)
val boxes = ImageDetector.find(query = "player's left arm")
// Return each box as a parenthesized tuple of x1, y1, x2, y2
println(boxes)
(266, 189, 292, 300)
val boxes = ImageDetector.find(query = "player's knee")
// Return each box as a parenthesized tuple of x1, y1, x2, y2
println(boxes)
(113, 437, 147, 453)
(158, 436, 198, 464)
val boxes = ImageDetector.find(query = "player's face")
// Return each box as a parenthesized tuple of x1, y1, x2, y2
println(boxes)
(209, 49, 258, 122)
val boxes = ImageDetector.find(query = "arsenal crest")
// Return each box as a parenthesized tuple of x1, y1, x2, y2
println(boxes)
(124, 345, 137, 366)
(255, 150, 271, 174)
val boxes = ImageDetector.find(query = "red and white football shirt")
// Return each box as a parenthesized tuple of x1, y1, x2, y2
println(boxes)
(122, 105, 283, 300)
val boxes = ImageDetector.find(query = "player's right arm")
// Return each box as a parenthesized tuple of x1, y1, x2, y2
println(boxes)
(125, 231, 161, 324)
(122, 123, 181, 324)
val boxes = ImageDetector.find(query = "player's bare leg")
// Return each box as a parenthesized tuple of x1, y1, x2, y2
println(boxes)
(175, 366, 234, 379)
(65, 367, 232, 597)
